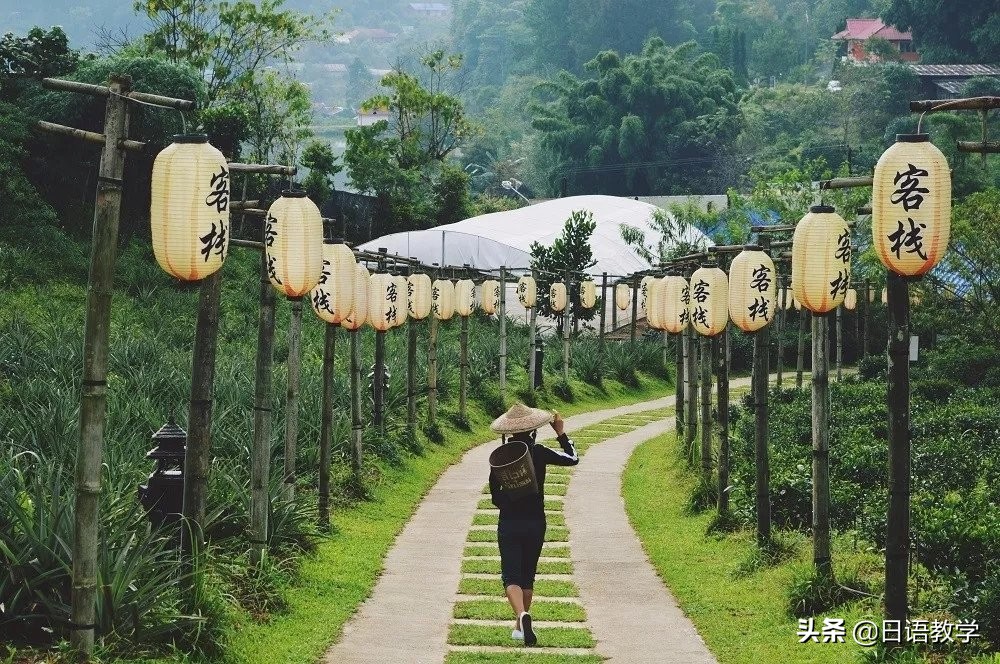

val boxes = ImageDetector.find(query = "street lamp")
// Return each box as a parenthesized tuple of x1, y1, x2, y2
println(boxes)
(501, 178, 530, 203)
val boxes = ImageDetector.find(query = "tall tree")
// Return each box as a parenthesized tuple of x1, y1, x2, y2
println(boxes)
(882, 0, 1000, 63)
(530, 209, 598, 322)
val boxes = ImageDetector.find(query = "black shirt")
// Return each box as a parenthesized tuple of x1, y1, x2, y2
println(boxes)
(490, 433, 579, 520)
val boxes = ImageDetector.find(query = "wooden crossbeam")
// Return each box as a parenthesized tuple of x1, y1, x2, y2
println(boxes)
(42, 77, 196, 110)
(36, 120, 146, 151)
(910, 96, 1000, 113)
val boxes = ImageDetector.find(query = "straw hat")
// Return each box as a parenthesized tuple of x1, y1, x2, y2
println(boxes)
(490, 403, 554, 435)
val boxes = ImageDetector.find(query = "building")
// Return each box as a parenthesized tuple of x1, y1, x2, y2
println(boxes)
(832, 18, 918, 63)
(909, 64, 1000, 99)
(408, 3, 450, 17)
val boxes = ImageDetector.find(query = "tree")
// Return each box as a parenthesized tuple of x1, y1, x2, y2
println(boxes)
(346, 57, 375, 112)
(531, 37, 742, 196)
(240, 69, 312, 167)
(529, 210, 598, 322)
(0, 26, 80, 98)
(882, 0, 1000, 63)
(301, 140, 342, 204)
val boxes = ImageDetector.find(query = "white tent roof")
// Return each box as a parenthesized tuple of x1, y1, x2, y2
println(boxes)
(357, 195, 713, 277)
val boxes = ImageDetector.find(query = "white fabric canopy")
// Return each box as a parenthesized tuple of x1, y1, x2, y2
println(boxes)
(357, 195, 713, 277)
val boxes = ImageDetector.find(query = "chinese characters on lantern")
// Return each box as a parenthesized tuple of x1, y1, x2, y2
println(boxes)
(888, 164, 929, 261)
(199, 166, 230, 263)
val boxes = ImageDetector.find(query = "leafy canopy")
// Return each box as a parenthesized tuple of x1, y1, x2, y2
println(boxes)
(529, 210, 598, 321)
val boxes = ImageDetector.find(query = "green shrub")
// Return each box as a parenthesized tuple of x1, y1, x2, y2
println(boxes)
(925, 340, 1000, 388)
(786, 564, 856, 617)
(912, 377, 960, 402)
(604, 342, 639, 387)
(552, 378, 574, 402)
(857, 354, 887, 380)
(572, 339, 604, 388)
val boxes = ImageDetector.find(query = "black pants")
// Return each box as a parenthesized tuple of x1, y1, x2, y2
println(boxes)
(498, 517, 546, 589)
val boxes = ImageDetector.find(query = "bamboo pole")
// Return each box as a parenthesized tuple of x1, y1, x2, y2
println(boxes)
(717, 330, 730, 515)
(527, 269, 537, 390)
(70, 73, 131, 656)
(812, 313, 833, 579)
(499, 266, 507, 398)
(611, 285, 618, 332)
(675, 332, 685, 441)
(282, 297, 304, 501)
(836, 305, 843, 381)
(630, 275, 639, 343)
(406, 319, 418, 435)
(563, 269, 571, 383)
(796, 310, 808, 388)
(700, 335, 712, 483)
(598, 272, 608, 347)
(35, 120, 145, 151)
(775, 285, 784, 387)
(909, 96, 1000, 112)
(957, 140, 1000, 154)
(250, 251, 276, 564)
(350, 329, 363, 484)
(885, 273, 912, 624)
(863, 283, 871, 358)
(459, 315, 469, 421)
(318, 324, 336, 531)
(428, 314, 438, 425)
(685, 326, 698, 463)
(753, 323, 771, 547)
(374, 329, 386, 433)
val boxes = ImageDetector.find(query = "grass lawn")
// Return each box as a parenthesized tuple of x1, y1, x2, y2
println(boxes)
(209, 376, 672, 664)
(459, 578, 579, 598)
(454, 599, 587, 622)
(444, 653, 604, 664)
(462, 559, 573, 575)
(622, 431, 872, 664)
(447, 624, 595, 648)
(473, 512, 567, 527)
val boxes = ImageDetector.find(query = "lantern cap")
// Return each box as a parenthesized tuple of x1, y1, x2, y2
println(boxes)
(809, 204, 836, 214)
(280, 189, 310, 198)
(896, 133, 930, 143)
(171, 133, 209, 143)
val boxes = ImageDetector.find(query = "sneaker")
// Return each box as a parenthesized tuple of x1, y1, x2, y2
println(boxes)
(520, 611, 536, 647)
(511, 629, 524, 640)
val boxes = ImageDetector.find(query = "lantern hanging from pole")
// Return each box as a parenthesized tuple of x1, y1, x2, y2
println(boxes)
(433, 279, 455, 320)
(791, 205, 851, 314)
(393, 275, 409, 327)
(480, 280, 499, 315)
(844, 288, 858, 311)
(341, 264, 370, 331)
(580, 279, 596, 309)
(872, 134, 951, 277)
(367, 273, 400, 332)
(639, 276, 653, 312)
(408, 273, 432, 320)
(265, 190, 324, 298)
(661, 275, 690, 334)
(729, 245, 777, 333)
(516, 275, 536, 308)
(150, 134, 231, 282)
(645, 278, 665, 330)
(881, 287, 888, 305)
(311, 241, 356, 325)
(456, 279, 475, 317)
(615, 283, 631, 311)
(550, 282, 567, 313)
(688, 266, 729, 337)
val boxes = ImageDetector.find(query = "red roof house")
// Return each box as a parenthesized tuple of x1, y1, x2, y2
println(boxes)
(832, 18, 918, 63)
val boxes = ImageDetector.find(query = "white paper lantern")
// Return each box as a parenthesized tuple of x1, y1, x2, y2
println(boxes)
(456, 279, 475, 317)
(844, 289, 857, 311)
(792, 205, 851, 314)
(265, 191, 324, 298)
(645, 278, 666, 330)
(580, 280, 596, 309)
(341, 264, 370, 331)
(150, 134, 230, 281)
(310, 241, 356, 325)
(873, 134, 951, 277)
(550, 282, 567, 312)
(407, 273, 432, 320)
(661, 275, 690, 334)
(433, 279, 455, 321)
(639, 276, 654, 312)
(481, 279, 500, 315)
(367, 273, 401, 332)
(393, 275, 409, 327)
(729, 246, 777, 333)
(689, 266, 729, 337)
(517, 276, 537, 308)
(615, 283, 631, 310)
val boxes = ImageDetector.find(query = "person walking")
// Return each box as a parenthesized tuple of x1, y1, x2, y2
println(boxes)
(489, 403, 579, 646)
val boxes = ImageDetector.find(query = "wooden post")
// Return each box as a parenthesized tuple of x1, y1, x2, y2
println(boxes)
(250, 251, 276, 563)
(700, 334, 712, 482)
(459, 314, 469, 421)
(630, 275, 639, 343)
(675, 333, 685, 441)
(812, 312, 833, 578)
(796, 309, 808, 388)
(611, 282, 618, 333)
(374, 329, 386, 432)
(563, 269, 571, 383)
(283, 297, 304, 501)
(350, 329, 363, 483)
(776, 284, 785, 387)
(526, 269, 537, 390)
(182, 270, 222, 554)
(428, 313, 438, 425)
(836, 305, 843, 381)
(717, 329, 730, 515)
(753, 323, 771, 546)
(499, 266, 507, 399)
(885, 273, 911, 624)
(407, 319, 418, 435)
(862, 283, 871, 358)
(318, 324, 336, 531)
(70, 73, 131, 655)
(685, 326, 698, 462)
(599, 272, 608, 348)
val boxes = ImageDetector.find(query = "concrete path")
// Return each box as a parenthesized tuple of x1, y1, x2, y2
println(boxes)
(323, 394, 687, 664)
